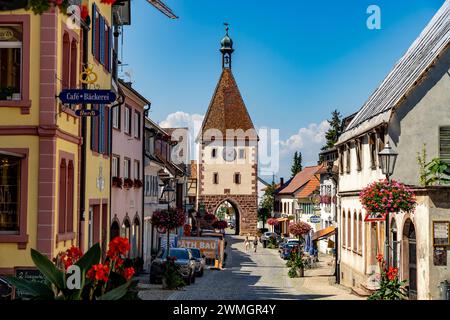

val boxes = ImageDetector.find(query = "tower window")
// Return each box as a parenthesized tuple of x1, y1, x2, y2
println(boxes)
(239, 149, 245, 159)
(213, 173, 219, 184)
(234, 173, 241, 184)
(211, 148, 217, 158)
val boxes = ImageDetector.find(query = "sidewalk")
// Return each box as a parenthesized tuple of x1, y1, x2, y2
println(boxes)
(288, 253, 364, 300)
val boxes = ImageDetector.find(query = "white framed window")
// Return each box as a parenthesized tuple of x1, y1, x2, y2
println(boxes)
(112, 105, 120, 129)
(239, 149, 245, 159)
(0, 24, 23, 101)
(134, 111, 140, 138)
(124, 106, 131, 134)
(134, 160, 140, 180)
(124, 158, 130, 179)
(112, 155, 119, 177)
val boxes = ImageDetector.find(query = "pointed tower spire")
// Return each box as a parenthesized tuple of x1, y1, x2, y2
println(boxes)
(220, 23, 234, 69)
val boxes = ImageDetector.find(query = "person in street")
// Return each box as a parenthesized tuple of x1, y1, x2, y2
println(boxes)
(253, 236, 258, 253)
(244, 236, 250, 252)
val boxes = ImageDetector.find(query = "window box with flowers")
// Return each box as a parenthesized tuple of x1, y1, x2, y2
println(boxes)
(133, 179, 143, 189)
(112, 177, 123, 189)
(27, 0, 117, 15)
(123, 178, 133, 189)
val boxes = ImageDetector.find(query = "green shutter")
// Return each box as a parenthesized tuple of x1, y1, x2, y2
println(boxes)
(440, 126, 450, 164)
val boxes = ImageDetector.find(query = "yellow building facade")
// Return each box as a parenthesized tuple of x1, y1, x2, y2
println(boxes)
(0, 1, 113, 275)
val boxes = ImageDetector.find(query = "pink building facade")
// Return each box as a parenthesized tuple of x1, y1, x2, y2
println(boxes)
(110, 80, 150, 260)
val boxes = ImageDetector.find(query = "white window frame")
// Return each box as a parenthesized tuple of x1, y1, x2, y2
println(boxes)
(112, 155, 119, 177)
(124, 107, 131, 134)
(239, 148, 245, 159)
(112, 106, 119, 129)
(134, 111, 140, 138)
(0, 24, 23, 99)
(134, 160, 140, 180)
(124, 159, 130, 179)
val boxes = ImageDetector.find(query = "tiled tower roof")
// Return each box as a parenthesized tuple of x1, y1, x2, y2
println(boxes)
(200, 68, 255, 137)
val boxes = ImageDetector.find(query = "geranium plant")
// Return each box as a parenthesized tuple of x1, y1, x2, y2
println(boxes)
(267, 218, 279, 226)
(133, 179, 143, 189)
(203, 213, 216, 222)
(8, 237, 137, 300)
(212, 220, 228, 230)
(112, 176, 123, 189)
(368, 254, 407, 300)
(162, 256, 185, 290)
(123, 178, 134, 189)
(359, 179, 416, 214)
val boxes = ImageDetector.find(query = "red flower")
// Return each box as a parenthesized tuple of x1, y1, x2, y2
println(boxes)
(107, 237, 131, 258)
(87, 264, 110, 283)
(123, 267, 135, 280)
(387, 266, 398, 281)
(376, 253, 384, 263)
(61, 246, 83, 269)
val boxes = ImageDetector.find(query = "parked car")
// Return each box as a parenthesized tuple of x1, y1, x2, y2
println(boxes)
(278, 238, 300, 252)
(188, 248, 206, 277)
(150, 248, 197, 285)
(260, 232, 279, 243)
(280, 243, 299, 260)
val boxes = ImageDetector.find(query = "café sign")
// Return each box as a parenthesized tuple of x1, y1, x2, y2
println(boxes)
(58, 89, 116, 105)
(75, 109, 100, 117)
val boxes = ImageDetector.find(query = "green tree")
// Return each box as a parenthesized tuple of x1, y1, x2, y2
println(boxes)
(322, 109, 344, 151)
(291, 151, 303, 177)
(260, 182, 277, 221)
(258, 208, 270, 230)
(216, 206, 227, 220)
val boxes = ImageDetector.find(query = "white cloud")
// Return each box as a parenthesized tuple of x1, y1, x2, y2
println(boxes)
(279, 120, 330, 170)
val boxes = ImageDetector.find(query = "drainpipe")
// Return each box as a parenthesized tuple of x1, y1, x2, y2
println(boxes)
(142, 105, 150, 265)
(78, 20, 90, 249)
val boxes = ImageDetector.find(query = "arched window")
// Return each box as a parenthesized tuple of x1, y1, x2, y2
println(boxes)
(353, 210, 358, 252)
(347, 210, 351, 250)
(358, 212, 363, 254)
(110, 220, 120, 240)
(62, 32, 70, 89)
(70, 39, 78, 89)
(58, 159, 67, 234)
(342, 209, 346, 248)
(132, 216, 140, 258)
(66, 160, 74, 232)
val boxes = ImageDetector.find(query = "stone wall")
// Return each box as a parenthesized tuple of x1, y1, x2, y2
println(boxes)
(198, 194, 258, 235)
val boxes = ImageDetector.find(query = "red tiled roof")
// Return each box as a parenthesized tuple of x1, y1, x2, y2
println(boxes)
(200, 68, 255, 137)
(277, 165, 323, 195)
(296, 176, 320, 199)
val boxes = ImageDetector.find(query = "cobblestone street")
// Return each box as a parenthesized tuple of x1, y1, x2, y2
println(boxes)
(162, 235, 361, 300)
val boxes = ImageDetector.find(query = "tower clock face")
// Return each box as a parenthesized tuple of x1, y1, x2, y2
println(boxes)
(222, 147, 237, 162)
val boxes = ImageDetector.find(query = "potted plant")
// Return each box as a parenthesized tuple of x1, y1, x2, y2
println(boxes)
(161, 256, 185, 290)
(112, 177, 123, 189)
(368, 254, 407, 300)
(7, 237, 137, 300)
(289, 221, 312, 243)
(212, 220, 228, 231)
(151, 208, 185, 256)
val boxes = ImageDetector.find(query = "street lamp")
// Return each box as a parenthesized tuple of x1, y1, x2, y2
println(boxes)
(378, 141, 398, 266)
(161, 183, 175, 210)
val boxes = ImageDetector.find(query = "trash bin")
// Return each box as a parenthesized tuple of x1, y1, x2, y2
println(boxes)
(263, 239, 267, 248)
(439, 280, 450, 300)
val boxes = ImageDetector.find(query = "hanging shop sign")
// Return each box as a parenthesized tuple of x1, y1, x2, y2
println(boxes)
(309, 215, 321, 224)
(75, 109, 100, 117)
(364, 212, 387, 222)
(58, 89, 116, 105)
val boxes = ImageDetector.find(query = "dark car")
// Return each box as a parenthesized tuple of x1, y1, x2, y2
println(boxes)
(280, 243, 299, 260)
(278, 238, 300, 252)
(150, 248, 197, 285)
(188, 248, 206, 277)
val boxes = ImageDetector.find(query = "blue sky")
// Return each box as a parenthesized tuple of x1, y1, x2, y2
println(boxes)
(121, 0, 444, 179)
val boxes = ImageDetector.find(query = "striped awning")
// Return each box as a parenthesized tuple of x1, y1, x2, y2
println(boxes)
(312, 226, 336, 241)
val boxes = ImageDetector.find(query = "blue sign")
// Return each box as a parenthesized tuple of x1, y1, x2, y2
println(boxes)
(309, 216, 321, 224)
(75, 109, 100, 117)
(59, 89, 116, 104)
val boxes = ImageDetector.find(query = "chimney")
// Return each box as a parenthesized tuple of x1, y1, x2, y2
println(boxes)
(280, 177, 284, 186)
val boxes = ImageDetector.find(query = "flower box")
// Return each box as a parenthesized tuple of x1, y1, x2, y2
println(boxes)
(133, 179, 143, 189)
(112, 176, 123, 189)
(123, 178, 134, 189)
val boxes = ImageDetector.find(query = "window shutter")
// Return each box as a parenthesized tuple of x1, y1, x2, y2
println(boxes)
(109, 27, 113, 71)
(440, 127, 450, 164)
(105, 106, 111, 155)
(90, 106, 96, 151)
(92, 4, 97, 57)
(99, 16, 105, 65)
(99, 105, 104, 153)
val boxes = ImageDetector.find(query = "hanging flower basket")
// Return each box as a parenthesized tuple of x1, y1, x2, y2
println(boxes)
(289, 221, 312, 238)
(212, 220, 228, 230)
(359, 179, 416, 214)
(203, 213, 216, 223)
(267, 218, 280, 226)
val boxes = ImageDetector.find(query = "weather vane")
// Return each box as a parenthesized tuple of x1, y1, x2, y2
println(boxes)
(224, 22, 229, 34)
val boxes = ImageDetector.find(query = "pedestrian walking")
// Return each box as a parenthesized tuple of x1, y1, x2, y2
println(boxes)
(244, 236, 250, 252)
(253, 236, 258, 253)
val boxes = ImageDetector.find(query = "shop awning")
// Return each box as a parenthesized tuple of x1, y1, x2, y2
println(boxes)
(277, 218, 289, 222)
(312, 226, 335, 241)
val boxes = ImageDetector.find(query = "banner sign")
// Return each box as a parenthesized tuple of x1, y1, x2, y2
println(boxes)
(364, 212, 386, 222)
(58, 89, 116, 104)
(75, 109, 100, 117)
